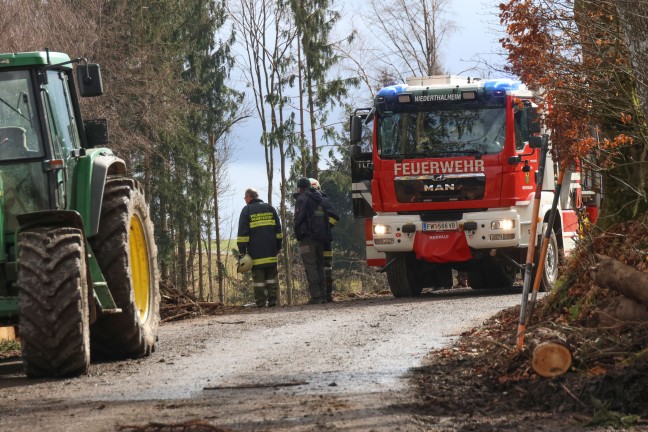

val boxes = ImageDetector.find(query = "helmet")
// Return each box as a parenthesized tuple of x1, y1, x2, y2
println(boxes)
(237, 254, 253, 273)
(309, 178, 321, 191)
(297, 177, 311, 189)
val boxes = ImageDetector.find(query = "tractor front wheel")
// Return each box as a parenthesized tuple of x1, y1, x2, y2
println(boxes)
(90, 178, 160, 359)
(18, 227, 90, 378)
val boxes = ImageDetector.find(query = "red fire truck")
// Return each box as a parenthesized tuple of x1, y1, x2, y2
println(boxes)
(350, 76, 601, 297)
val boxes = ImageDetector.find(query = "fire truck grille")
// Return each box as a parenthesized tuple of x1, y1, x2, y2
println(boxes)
(394, 173, 486, 203)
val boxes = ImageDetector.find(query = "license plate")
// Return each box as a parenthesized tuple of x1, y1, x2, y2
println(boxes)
(422, 221, 457, 231)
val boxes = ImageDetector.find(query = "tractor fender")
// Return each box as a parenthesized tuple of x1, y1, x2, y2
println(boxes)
(75, 149, 126, 238)
(17, 209, 85, 231)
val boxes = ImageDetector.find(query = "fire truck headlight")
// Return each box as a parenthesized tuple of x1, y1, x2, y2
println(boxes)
(491, 219, 515, 230)
(374, 224, 391, 235)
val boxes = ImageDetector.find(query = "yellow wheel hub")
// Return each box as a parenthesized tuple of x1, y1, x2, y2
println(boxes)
(129, 214, 150, 322)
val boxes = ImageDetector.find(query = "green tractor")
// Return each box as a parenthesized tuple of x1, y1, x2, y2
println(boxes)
(0, 51, 160, 378)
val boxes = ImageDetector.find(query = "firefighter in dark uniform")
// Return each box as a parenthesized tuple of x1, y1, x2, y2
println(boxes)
(294, 177, 330, 304)
(237, 188, 283, 307)
(309, 178, 339, 302)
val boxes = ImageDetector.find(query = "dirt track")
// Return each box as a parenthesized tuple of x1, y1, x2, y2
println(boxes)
(0, 289, 524, 431)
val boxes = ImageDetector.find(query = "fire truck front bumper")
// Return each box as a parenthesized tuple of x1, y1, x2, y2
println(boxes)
(371, 210, 522, 253)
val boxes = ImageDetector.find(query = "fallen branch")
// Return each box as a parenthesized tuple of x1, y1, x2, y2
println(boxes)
(162, 311, 193, 323)
(160, 304, 189, 312)
(561, 384, 586, 408)
(196, 301, 222, 308)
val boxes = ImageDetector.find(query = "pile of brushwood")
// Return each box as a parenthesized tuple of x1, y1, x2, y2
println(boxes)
(410, 218, 648, 430)
(159, 282, 243, 322)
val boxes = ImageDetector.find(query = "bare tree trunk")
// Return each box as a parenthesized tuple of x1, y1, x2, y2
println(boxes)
(170, 224, 178, 288)
(198, 228, 204, 300)
(277, 84, 294, 305)
(178, 229, 187, 292)
(297, 36, 307, 177)
(159, 179, 169, 281)
(306, 70, 318, 179)
(210, 142, 225, 304)
(206, 226, 213, 302)
(189, 234, 196, 296)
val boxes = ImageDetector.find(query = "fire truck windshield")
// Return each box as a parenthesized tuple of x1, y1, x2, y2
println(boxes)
(377, 106, 506, 158)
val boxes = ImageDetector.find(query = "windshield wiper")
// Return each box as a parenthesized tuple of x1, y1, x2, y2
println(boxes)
(0, 96, 29, 122)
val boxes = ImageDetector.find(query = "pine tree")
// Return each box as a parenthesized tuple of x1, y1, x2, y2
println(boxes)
(289, 0, 358, 179)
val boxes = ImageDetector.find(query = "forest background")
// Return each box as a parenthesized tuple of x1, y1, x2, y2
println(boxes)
(1, 0, 646, 307)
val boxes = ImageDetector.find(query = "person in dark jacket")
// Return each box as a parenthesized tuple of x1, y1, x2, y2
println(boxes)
(294, 177, 330, 304)
(237, 188, 283, 307)
(309, 178, 340, 302)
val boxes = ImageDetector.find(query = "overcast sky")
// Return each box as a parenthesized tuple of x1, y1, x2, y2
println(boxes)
(221, 0, 506, 236)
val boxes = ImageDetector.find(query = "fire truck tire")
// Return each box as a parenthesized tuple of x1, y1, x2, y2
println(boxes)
(89, 177, 160, 359)
(17, 227, 90, 378)
(386, 253, 423, 297)
(538, 227, 562, 292)
(468, 255, 516, 290)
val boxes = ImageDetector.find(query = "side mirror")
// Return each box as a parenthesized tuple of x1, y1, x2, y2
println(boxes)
(529, 134, 548, 149)
(527, 108, 541, 134)
(77, 64, 104, 97)
(350, 115, 363, 144)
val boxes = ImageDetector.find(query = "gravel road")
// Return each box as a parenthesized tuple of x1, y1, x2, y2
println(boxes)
(0, 288, 525, 431)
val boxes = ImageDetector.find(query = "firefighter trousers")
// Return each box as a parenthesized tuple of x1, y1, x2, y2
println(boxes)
(299, 238, 326, 302)
(251, 266, 279, 307)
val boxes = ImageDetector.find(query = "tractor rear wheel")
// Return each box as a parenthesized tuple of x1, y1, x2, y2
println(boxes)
(17, 227, 90, 378)
(90, 178, 160, 359)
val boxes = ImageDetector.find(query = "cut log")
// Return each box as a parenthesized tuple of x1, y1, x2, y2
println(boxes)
(591, 255, 648, 306)
(597, 296, 648, 325)
(531, 341, 573, 378)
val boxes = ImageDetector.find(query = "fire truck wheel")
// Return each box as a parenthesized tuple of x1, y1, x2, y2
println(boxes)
(538, 227, 563, 292)
(467, 255, 516, 290)
(386, 253, 423, 297)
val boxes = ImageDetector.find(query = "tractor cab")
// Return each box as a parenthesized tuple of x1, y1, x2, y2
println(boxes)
(0, 52, 107, 234)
